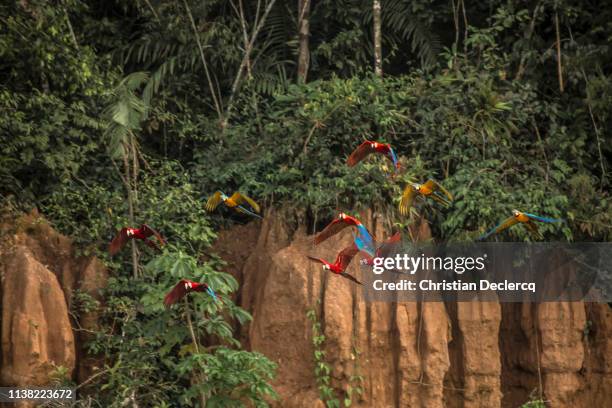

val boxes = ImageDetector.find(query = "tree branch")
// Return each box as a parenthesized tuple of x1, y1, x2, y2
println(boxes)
(182, 0, 224, 122)
(554, 10, 564, 93)
(224, 0, 279, 125)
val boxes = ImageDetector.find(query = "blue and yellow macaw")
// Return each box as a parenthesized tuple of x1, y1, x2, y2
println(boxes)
(205, 191, 262, 219)
(399, 179, 453, 215)
(479, 209, 563, 240)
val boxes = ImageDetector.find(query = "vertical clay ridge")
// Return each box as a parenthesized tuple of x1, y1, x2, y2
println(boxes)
(390, 301, 402, 407)
(443, 300, 464, 408)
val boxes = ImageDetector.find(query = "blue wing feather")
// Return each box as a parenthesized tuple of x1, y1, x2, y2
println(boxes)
(525, 213, 563, 224)
(353, 231, 375, 257)
(356, 224, 374, 247)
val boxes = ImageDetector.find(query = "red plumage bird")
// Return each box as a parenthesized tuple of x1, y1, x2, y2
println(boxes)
(307, 245, 362, 285)
(108, 224, 165, 256)
(347, 140, 399, 170)
(163, 279, 219, 307)
(314, 213, 374, 245)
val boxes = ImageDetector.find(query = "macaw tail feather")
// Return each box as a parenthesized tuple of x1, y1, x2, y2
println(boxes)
(389, 148, 399, 170)
(525, 213, 564, 224)
(236, 205, 263, 219)
(477, 228, 496, 241)
(430, 193, 450, 207)
(206, 287, 219, 302)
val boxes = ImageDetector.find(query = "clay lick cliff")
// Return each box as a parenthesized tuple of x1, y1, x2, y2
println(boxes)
(213, 210, 612, 408)
(0, 210, 107, 404)
(1, 210, 611, 407)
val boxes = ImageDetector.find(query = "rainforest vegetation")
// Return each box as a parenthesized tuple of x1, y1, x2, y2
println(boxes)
(0, 0, 610, 406)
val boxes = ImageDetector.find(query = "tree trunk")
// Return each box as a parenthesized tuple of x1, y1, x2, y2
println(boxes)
(297, 0, 311, 82)
(372, 0, 382, 76)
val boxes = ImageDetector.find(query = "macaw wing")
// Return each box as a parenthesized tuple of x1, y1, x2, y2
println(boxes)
(399, 185, 416, 216)
(524, 220, 543, 239)
(347, 141, 375, 167)
(205, 191, 224, 212)
(109, 228, 129, 256)
(144, 238, 162, 252)
(336, 245, 360, 271)
(140, 224, 165, 247)
(376, 232, 402, 258)
(478, 216, 518, 240)
(163, 279, 191, 307)
(525, 213, 563, 224)
(353, 231, 375, 257)
(314, 218, 350, 245)
(306, 255, 326, 265)
(230, 192, 261, 213)
(385, 232, 402, 244)
(340, 272, 362, 285)
(423, 179, 453, 201)
(355, 224, 374, 247)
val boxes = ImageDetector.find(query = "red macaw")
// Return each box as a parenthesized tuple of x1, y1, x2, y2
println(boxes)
(109, 224, 165, 256)
(307, 245, 362, 285)
(314, 213, 374, 246)
(479, 209, 563, 240)
(163, 279, 219, 306)
(347, 140, 399, 170)
(399, 179, 453, 215)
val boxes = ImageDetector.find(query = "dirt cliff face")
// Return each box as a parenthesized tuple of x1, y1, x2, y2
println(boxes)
(0, 211, 108, 393)
(213, 213, 612, 407)
(0, 211, 610, 407)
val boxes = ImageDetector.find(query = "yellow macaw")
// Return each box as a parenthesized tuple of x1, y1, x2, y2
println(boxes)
(479, 209, 563, 240)
(205, 191, 262, 219)
(399, 179, 453, 215)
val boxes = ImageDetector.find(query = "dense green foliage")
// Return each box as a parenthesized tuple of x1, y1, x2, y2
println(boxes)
(1, 0, 610, 406)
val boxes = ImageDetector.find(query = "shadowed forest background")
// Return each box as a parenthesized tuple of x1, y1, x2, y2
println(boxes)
(0, 0, 611, 407)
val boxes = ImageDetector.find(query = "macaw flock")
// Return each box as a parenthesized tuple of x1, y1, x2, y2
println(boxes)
(108, 140, 563, 303)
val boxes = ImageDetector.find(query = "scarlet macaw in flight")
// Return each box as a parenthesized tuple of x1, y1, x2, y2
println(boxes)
(347, 140, 399, 171)
(205, 191, 262, 219)
(307, 245, 362, 285)
(314, 213, 374, 247)
(163, 279, 219, 306)
(109, 224, 165, 256)
(399, 179, 453, 215)
(478, 209, 563, 240)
